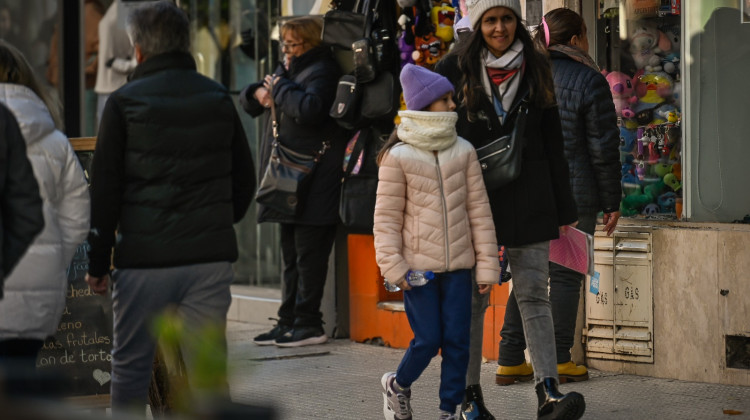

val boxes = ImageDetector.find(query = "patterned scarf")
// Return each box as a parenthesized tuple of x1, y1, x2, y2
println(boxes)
(548, 44, 599, 71)
(481, 39, 525, 123)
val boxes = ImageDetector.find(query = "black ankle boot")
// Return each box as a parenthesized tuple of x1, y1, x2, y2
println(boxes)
(535, 377, 585, 420)
(460, 384, 495, 420)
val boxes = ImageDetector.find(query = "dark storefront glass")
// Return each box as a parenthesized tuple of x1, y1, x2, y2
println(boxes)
(4, 0, 286, 286)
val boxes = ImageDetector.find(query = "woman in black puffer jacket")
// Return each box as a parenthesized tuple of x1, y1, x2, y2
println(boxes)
(240, 16, 345, 348)
(496, 7, 622, 388)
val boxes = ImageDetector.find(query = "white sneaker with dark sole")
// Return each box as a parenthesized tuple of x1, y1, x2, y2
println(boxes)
(381, 372, 412, 420)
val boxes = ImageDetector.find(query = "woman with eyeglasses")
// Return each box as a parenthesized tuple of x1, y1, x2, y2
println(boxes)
(239, 16, 346, 348)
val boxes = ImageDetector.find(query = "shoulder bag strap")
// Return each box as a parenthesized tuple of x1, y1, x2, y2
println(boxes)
(343, 129, 368, 176)
(269, 70, 331, 158)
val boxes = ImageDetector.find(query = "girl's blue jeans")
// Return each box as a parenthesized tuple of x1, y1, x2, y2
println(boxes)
(396, 269, 472, 412)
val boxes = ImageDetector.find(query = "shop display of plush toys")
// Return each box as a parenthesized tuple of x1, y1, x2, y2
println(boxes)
(396, 0, 457, 70)
(603, 10, 682, 218)
(395, 0, 460, 115)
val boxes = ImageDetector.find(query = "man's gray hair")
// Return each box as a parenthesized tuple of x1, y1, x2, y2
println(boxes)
(126, 1, 190, 58)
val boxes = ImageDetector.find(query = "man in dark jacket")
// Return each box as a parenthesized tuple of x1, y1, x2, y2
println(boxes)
(0, 103, 43, 296)
(84, 1, 255, 413)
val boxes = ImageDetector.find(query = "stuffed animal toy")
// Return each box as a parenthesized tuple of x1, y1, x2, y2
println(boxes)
(663, 173, 681, 192)
(671, 162, 682, 180)
(644, 179, 666, 199)
(620, 126, 637, 153)
(628, 19, 672, 71)
(431, 2, 456, 43)
(659, 24, 681, 76)
(652, 163, 672, 178)
(398, 13, 416, 68)
(635, 71, 673, 105)
(412, 31, 445, 69)
(622, 188, 653, 216)
(671, 79, 681, 103)
(657, 191, 677, 213)
(604, 71, 637, 119)
(642, 203, 660, 216)
(652, 102, 679, 124)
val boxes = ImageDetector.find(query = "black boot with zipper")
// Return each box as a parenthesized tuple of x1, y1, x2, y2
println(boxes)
(460, 384, 495, 420)
(536, 377, 585, 420)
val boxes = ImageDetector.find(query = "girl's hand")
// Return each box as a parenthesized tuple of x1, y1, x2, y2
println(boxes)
(398, 279, 412, 291)
(478, 284, 492, 294)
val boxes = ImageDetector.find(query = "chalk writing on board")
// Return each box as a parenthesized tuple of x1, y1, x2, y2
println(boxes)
(36, 241, 113, 396)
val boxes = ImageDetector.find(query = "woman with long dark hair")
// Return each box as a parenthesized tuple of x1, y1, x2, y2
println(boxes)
(496, 7, 622, 388)
(436, 1, 585, 419)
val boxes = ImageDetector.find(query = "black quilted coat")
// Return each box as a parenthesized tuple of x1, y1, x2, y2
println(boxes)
(549, 50, 621, 216)
(88, 52, 256, 276)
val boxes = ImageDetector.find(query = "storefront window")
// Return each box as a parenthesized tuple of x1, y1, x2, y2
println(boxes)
(182, 0, 284, 286)
(596, 0, 683, 219)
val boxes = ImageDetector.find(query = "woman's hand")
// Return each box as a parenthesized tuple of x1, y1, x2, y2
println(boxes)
(602, 211, 621, 236)
(263, 74, 280, 91)
(254, 87, 272, 108)
(478, 284, 492, 294)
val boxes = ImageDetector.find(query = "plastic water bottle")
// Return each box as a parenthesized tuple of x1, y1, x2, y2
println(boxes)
(384, 270, 435, 292)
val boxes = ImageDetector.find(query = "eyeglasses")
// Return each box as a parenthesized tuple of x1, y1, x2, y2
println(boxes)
(281, 41, 305, 51)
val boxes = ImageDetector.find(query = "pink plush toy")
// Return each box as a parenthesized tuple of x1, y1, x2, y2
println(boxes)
(604, 71, 637, 119)
(628, 19, 672, 71)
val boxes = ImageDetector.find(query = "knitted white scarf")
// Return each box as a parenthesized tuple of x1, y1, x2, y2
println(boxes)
(481, 39, 524, 120)
(397, 110, 458, 151)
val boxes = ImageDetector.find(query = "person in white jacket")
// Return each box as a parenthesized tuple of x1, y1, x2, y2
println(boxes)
(0, 40, 90, 393)
(374, 64, 499, 420)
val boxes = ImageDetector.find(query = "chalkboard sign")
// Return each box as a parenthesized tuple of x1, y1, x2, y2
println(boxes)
(35, 138, 113, 402)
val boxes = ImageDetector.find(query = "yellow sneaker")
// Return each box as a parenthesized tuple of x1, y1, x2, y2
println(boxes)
(557, 361, 589, 383)
(495, 361, 534, 385)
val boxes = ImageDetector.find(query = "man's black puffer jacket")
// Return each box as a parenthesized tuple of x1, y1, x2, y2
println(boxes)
(88, 52, 255, 275)
(550, 50, 621, 216)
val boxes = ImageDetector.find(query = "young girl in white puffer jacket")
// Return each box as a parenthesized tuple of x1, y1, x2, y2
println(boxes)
(374, 64, 499, 420)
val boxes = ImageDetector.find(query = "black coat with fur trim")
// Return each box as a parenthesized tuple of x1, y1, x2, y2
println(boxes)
(241, 46, 346, 225)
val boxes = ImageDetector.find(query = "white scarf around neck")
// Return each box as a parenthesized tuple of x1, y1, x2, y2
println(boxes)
(481, 38, 525, 118)
(397, 110, 458, 152)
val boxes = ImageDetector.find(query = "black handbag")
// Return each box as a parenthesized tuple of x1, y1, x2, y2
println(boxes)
(339, 128, 380, 232)
(329, 75, 361, 129)
(476, 99, 529, 190)
(361, 71, 395, 120)
(256, 97, 330, 216)
(321, 9, 366, 50)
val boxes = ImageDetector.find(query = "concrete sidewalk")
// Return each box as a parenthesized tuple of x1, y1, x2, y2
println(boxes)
(227, 320, 750, 420)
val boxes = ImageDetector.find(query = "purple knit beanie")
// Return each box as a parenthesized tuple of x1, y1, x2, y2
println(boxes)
(399, 64, 455, 111)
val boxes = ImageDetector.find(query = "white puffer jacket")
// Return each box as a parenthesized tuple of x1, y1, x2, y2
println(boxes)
(0, 84, 90, 340)
(374, 130, 499, 286)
